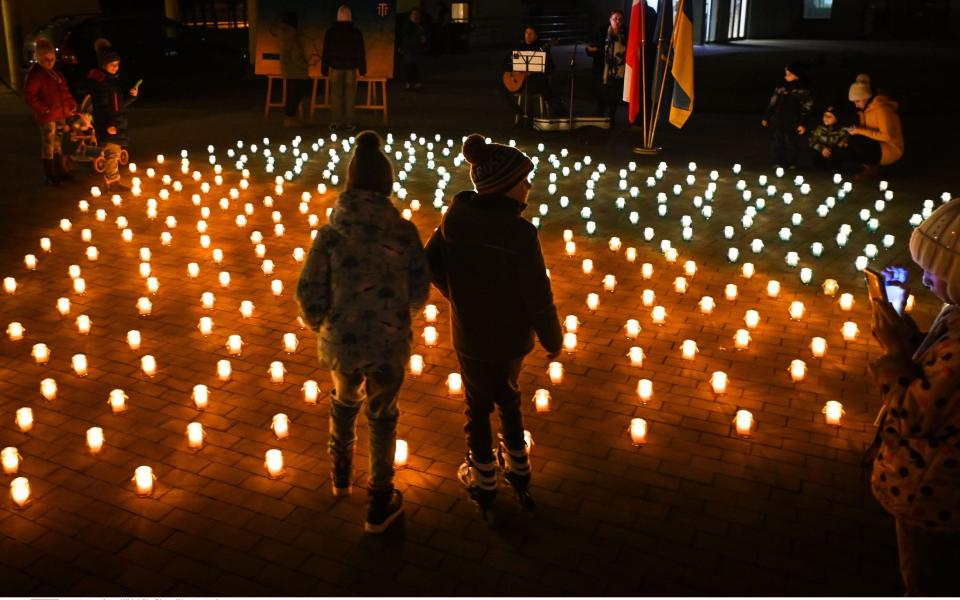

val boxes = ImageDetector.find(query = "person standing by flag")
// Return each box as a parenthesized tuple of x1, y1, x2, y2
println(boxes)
(586, 10, 628, 126)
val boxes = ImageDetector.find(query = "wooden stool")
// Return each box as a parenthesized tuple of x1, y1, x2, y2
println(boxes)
(263, 76, 306, 119)
(308, 76, 389, 124)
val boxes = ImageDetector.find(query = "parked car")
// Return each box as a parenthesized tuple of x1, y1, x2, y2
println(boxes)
(24, 14, 249, 96)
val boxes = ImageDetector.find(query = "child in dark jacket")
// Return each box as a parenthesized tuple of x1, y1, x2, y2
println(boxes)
(808, 105, 849, 168)
(86, 39, 138, 193)
(425, 134, 563, 523)
(761, 63, 813, 168)
(23, 39, 78, 185)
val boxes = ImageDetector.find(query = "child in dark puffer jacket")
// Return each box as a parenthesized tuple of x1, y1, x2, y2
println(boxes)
(808, 105, 849, 168)
(86, 39, 138, 193)
(761, 63, 813, 168)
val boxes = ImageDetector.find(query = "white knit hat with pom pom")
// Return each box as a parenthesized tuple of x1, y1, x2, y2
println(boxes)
(910, 199, 960, 304)
(848, 73, 872, 102)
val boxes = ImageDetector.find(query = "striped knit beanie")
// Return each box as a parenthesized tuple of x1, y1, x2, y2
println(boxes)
(462, 134, 533, 196)
(910, 198, 960, 304)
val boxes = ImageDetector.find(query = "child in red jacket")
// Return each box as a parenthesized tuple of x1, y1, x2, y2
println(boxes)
(23, 39, 78, 185)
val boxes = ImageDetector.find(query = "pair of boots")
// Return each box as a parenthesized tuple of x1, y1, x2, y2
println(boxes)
(42, 154, 74, 186)
(330, 450, 404, 534)
(458, 440, 535, 524)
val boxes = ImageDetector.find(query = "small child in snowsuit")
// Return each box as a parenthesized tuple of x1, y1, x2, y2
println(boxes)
(86, 39, 138, 193)
(23, 39, 78, 185)
(808, 105, 849, 168)
(761, 63, 813, 168)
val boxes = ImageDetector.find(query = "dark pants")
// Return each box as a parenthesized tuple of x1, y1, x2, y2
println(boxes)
(404, 59, 421, 85)
(597, 77, 625, 124)
(896, 519, 960, 596)
(837, 134, 883, 167)
(457, 353, 526, 463)
(284, 78, 310, 118)
(525, 75, 566, 118)
(771, 128, 802, 167)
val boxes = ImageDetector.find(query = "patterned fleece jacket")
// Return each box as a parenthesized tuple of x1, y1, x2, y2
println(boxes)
(871, 304, 960, 532)
(295, 189, 430, 373)
(808, 124, 849, 153)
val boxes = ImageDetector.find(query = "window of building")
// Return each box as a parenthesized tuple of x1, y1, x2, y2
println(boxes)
(803, 0, 833, 19)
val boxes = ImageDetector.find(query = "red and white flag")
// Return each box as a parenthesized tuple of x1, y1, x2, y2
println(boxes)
(624, 0, 647, 125)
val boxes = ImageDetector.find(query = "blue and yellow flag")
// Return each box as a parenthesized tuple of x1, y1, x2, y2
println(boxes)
(669, 0, 694, 128)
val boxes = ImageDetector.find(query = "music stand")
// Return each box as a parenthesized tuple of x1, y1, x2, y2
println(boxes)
(532, 44, 610, 131)
(511, 50, 546, 124)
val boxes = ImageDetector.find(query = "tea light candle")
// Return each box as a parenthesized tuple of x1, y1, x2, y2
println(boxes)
(674, 277, 688, 294)
(201, 292, 215, 309)
(637, 379, 653, 403)
(725, 284, 738, 301)
(548, 361, 564, 384)
(239, 300, 254, 318)
(16, 407, 33, 432)
(839, 293, 854, 311)
(219, 272, 231, 287)
(810, 337, 827, 358)
(734, 410, 754, 436)
(629, 418, 648, 446)
(2, 447, 20, 474)
(192, 384, 209, 410)
(423, 304, 439, 323)
(217, 359, 232, 380)
(581, 259, 593, 275)
(789, 359, 807, 382)
(134, 466, 155, 496)
(533, 389, 551, 413)
(423, 326, 438, 347)
(137, 297, 152, 316)
(108, 389, 127, 413)
(651, 306, 667, 325)
(565, 241, 576, 257)
(625, 247, 638, 263)
(823, 279, 839, 296)
(186, 422, 205, 449)
(625, 319, 641, 339)
(10, 477, 30, 507)
(3, 277, 16, 294)
(842, 321, 859, 341)
(198, 317, 213, 336)
(24, 254, 37, 270)
(302, 380, 319, 404)
(40, 237, 51, 251)
(282, 333, 298, 353)
(271, 280, 283, 296)
(628, 346, 644, 366)
(32, 343, 50, 364)
(141, 355, 157, 377)
(269, 361, 285, 383)
(40, 378, 57, 400)
(564, 315, 579, 333)
(447, 372, 463, 395)
(734, 329, 751, 350)
(638, 290, 655, 307)
(72, 277, 86, 295)
(789, 301, 805, 320)
(7, 322, 24, 341)
(710, 371, 728, 395)
(57, 297, 70, 315)
(72, 353, 88, 376)
(86, 427, 104, 454)
(271, 414, 290, 439)
(226, 334, 243, 356)
(603, 274, 617, 292)
(823, 401, 844, 426)
(586, 293, 600, 312)
(767, 280, 780, 297)
(408, 354, 424, 377)
(187, 262, 200, 278)
(743, 309, 761, 330)
(394, 440, 409, 467)
(609, 237, 622, 252)
(699, 296, 715, 314)
(641, 263, 654, 279)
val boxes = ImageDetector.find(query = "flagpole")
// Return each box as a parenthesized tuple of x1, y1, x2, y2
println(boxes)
(647, 0, 684, 149)
(640, 20, 648, 145)
(645, 1, 669, 149)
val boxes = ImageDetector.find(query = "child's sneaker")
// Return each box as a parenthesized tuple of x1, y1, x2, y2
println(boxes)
(457, 452, 498, 525)
(330, 451, 352, 497)
(497, 440, 535, 510)
(365, 487, 403, 533)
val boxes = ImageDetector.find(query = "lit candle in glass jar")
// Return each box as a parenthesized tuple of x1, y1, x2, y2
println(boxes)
(137, 297, 152, 316)
(741, 263, 755, 279)
(86, 427, 104, 454)
(767, 280, 780, 298)
(265, 449, 284, 477)
(7, 322, 24, 341)
(680, 340, 698, 360)
(108, 389, 127, 413)
(734, 329, 751, 350)
(217, 359, 232, 381)
(10, 477, 30, 507)
(40, 377, 57, 400)
(699, 296, 715, 314)
(641, 263, 654, 279)
(16, 407, 33, 432)
(684, 260, 697, 277)
(32, 343, 50, 364)
(394, 440, 409, 467)
(423, 304, 439, 322)
(408, 354, 424, 377)
(302, 380, 319, 404)
(3, 277, 17, 294)
(563, 332, 577, 353)
(126, 329, 141, 351)
(789, 301, 805, 320)
(651, 306, 666, 325)
(271, 280, 283, 296)
(839, 293, 854, 311)
(239, 300, 254, 318)
(198, 317, 213, 336)
(628, 346, 644, 366)
(823, 401, 844, 426)
(710, 371, 728, 395)
(734, 410, 754, 437)
(282, 333, 298, 353)
(744, 310, 760, 329)
(674, 277, 688, 294)
(664, 248, 678, 263)
(789, 359, 807, 382)
(146, 277, 159, 294)
(810, 337, 827, 358)
(564, 315, 579, 333)
(86, 246, 99, 261)
(141, 355, 157, 377)
(423, 326, 438, 347)
(226, 334, 243, 356)
(134, 466, 155, 496)
(2, 447, 20, 474)
(72, 277, 86, 295)
(609, 237, 622, 252)
(201, 292, 215, 309)
(219, 271, 231, 287)
(640, 289, 656, 307)
(625, 319, 641, 339)
(192, 384, 209, 410)
(24, 254, 37, 270)
(186, 422, 205, 449)
(823, 279, 839, 297)
(548, 361, 564, 385)
(75, 315, 91, 334)
(57, 297, 70, 315)
(565, 241, 576, 257)
(603, 274, 617, 292)
(271, 414, 290, 439)
(637, 379, 653, 403)
(533, 389, 551, 413)
(187, 262, 200, 278)
(629, 418, 648, 446)
(725, 284, 738, 301)
(447, 372, 463, 395)
(586, 293, 600, 312)
(72, 353, 88, 376)
(269, 361, 285, 383)
(842, 321, 859, 341)
(625, 247, 637, 263)
(581, 259, 593, 275)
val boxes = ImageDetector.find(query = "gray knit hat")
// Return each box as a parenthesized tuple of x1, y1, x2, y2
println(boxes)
(910, 199, 960, 304)
(848, 73, 872, 102)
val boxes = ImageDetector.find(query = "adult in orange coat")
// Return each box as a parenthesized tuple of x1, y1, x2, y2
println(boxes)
(845, 73, 904, 179)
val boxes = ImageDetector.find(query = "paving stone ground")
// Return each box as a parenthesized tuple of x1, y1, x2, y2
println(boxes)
(2, 118, 950, 596)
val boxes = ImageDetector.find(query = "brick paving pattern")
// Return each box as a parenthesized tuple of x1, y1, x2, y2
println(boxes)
(1, 131, 946, 595)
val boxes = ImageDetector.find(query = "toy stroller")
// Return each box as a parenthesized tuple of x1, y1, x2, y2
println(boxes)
(62, 94, 129, 174)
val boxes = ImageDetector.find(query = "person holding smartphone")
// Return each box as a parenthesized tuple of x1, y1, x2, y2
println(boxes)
(869, 199, 960, 595)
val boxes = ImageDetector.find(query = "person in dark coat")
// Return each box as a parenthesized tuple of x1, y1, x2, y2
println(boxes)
(425, 133, 563, 522)
(761, 63, 813, 168)
(86, 39, 138, 192)
(586, 9, 652, 126)
(510, 26, 565, 118)
(271, 11, 310, 127)
(23, 39, 78, 185)
(400, 9, 427, 90)
(321, 5, 367, 132)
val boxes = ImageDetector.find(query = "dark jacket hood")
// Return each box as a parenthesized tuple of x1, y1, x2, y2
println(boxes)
(440, 190, 525, 245)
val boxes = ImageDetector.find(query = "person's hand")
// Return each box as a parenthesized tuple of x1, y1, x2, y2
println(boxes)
(760, 119, 768, 128)
(585, 44, 597, 53)
(129, 87, 139, 97)
(106, 126, 117, 135)
(847, 126, 861, 136)
(871, 299, 915, 357)
(796, 125, 806, 135)
(821, 147, 832, 158)
(546, 349, 561, 360)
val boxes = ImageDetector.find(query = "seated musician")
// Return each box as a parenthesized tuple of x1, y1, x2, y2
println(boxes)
(503, 26, 566, 119)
